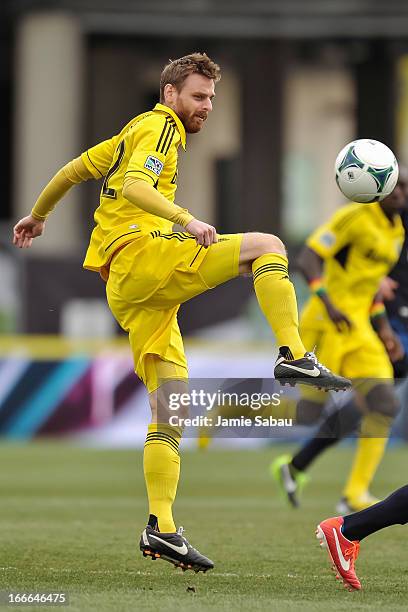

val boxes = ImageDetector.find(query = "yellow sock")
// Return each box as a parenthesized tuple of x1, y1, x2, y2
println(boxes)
(343, 412, 390, 501)
(253, 253, 306, 359)
(144, 423, 181, 532)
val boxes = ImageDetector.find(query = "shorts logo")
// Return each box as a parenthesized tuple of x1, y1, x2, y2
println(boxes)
(144, 155, 163, 176)
(319, 232, 335, 247)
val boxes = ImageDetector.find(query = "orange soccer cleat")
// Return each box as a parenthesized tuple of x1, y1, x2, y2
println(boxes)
(316, 516, 361, 591)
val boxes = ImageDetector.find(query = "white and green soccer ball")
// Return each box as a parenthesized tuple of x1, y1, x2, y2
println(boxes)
(335, 139, 399, 203)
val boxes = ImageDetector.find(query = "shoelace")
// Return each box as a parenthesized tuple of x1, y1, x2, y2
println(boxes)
(344, 541, 360, 564)
(305, 350, 330, 373)
(177, 526, 198, 553)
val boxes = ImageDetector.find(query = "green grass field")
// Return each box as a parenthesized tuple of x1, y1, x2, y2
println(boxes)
(1, 442, 408, 611)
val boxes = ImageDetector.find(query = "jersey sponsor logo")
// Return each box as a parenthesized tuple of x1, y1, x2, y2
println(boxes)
(319, 232, 335, 247)
(144, 155, 164, 176)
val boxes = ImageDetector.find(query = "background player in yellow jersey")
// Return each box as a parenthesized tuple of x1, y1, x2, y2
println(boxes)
(272, 173, 408, 512)
(12, 53, 349, 572)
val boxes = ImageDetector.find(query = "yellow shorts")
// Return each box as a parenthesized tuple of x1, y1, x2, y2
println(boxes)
(299, 298, 393, 403)
(106, 231, 243, 392)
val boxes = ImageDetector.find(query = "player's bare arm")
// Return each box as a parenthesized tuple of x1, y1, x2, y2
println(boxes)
(380, 276, 399, 301)
(371, 295, 405, 362)
(296, 245, 352, 331)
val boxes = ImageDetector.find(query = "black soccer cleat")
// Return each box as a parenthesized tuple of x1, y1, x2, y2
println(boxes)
(140, 525, 214, 573)
(274, 347, 351, 392)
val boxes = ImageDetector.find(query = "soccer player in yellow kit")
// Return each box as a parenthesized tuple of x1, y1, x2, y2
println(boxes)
(13, 53, 349, 572)
(272, 174, 408, 513)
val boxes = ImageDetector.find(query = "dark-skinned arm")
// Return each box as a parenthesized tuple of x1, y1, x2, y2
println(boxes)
(370, 291, 404, 362)
(296, 245, 352, 332)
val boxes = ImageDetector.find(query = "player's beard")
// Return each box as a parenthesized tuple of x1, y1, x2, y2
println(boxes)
(185, 114, 207, 133)
(175, 102, 207, 134)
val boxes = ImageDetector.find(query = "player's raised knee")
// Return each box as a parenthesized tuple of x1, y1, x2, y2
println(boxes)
(258, 232, 286, 255)
(243, 232, 286, 260)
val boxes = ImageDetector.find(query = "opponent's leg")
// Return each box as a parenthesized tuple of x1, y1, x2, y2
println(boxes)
(271, 394, 326, 507)
(342, 483, 408, 540)
(291, 398, 362, 473)
(271, 389, 366, 508)
(273, 398, 360, 509)
(316, 484, 408, 590)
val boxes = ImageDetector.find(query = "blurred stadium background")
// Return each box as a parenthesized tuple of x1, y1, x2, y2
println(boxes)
(1, 1, 408, 442)
(3, 3, 408, 609)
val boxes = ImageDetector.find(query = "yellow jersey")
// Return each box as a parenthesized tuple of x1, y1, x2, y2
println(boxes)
(306, 202, 404, 319)
(82, 103, 186, 273)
